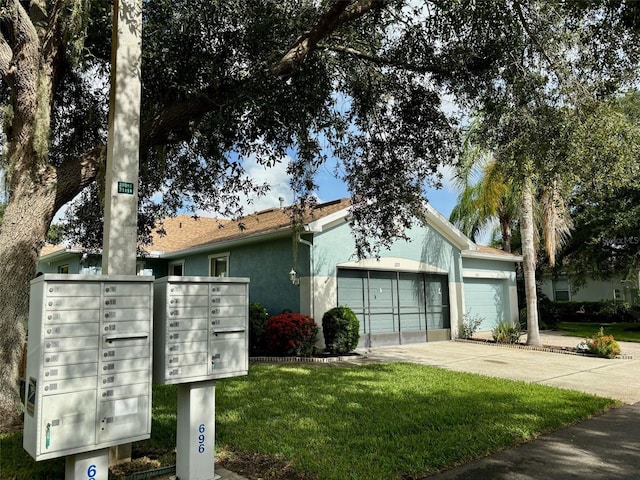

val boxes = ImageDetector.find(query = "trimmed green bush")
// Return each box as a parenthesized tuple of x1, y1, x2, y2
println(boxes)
(265, 312, 318, 357)
(538, 300, 640, 325)
(322, 306, 360, 354)
(249, 302, 269, 355)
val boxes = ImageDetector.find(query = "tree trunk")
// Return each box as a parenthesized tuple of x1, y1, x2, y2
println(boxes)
(521, 177, 541, 345)
(499, 215, 512, 253)
(0, 180, 57, 429)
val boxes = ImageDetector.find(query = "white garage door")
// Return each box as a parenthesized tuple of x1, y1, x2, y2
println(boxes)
(463, 278, 507, 331)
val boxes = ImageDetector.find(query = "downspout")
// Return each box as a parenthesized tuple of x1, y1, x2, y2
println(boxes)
(297, 233, 314, 319)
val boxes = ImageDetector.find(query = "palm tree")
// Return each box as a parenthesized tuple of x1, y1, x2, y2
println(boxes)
(450, 148, 519, 253)
(451, 125, 573, 345)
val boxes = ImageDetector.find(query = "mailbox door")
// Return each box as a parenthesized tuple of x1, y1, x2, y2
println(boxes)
(39, 390, 97, 456)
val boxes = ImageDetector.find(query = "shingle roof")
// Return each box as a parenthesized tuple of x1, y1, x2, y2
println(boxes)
(148, 215, 231, 253)
(151, 198, 351, 253)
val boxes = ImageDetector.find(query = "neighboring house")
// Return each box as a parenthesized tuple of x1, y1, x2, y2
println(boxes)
(539, 275, 640, 304)
(38, 198, 522, 347)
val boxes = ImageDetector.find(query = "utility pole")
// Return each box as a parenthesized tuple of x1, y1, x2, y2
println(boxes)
(101, 0, 143, 469)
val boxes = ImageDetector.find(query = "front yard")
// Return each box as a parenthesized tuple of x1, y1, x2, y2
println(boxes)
(1, 363, 617, 480)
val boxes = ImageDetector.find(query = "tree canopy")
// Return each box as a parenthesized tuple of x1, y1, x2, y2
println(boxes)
(2, 0, 640, 426)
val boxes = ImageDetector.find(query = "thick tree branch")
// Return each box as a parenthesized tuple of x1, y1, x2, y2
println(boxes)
(5, 0, 40, 139)
(271, 0, 385, 77)
(55, 146, 106, 211)
(140, 85, 232, 150)
(318, 43, 447, 75)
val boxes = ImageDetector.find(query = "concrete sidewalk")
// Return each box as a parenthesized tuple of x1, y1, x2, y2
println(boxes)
(427, 402, 640, 480)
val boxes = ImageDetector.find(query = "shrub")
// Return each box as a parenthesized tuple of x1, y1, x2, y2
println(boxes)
(459, 312, 484, 339)
(249, 302, 269, 355)
(492, 319, 521, 344)
(322, 306, 360, 354)
(585, 327, 621, 359)
(265, 312, 318, 357)
(538, 300, 640, 325)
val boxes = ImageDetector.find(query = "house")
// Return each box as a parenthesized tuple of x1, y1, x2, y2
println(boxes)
(539, 275, 640, 304)
(38, 198, 522, 347)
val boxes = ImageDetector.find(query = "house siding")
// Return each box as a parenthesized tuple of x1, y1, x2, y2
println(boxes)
(179, 236, 307, 317)
(311, 220, 465, 338)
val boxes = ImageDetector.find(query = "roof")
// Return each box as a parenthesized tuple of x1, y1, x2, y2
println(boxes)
(162, 198, 351, 255)
(39, 197, 521, 263)
(462, 244, 523, 262)
(148, 215, 230, 254)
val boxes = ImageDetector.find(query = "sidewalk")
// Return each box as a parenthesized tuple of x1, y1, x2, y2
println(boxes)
(427, 402, 640, 479)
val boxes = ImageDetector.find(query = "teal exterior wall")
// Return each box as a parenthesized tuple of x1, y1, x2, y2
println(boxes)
(461, 258, 517, 276)
(176, 235, 308, 317)
(313, 220, 461, 279)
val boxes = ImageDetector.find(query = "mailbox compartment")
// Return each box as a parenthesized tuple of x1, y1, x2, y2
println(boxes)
(24, 274, 153, 461)
(154, 276, 249, 384)
(38, 390, 97, 455)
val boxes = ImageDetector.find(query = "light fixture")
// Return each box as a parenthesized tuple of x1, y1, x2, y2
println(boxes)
(289, 268, 299, 285)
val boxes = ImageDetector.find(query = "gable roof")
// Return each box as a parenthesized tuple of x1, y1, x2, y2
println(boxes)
(462, 244, 523, 262)
(39, 197, 521, 263)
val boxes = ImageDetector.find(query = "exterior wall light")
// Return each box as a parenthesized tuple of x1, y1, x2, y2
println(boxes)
(289, 268, 300, 285)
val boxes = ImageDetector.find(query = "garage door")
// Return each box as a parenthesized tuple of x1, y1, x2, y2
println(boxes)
(337, 269, 450, 347)
(463, 278, 507, 331)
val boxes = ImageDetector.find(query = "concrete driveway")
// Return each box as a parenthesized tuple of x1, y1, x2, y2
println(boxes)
(361, 332, 640, 404)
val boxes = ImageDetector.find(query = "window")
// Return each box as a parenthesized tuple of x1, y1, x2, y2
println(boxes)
(209, 253, 229, 277)
(169, 261, 184, 276)
(553, 278, 570, 301)
(58, 265, 69, 274)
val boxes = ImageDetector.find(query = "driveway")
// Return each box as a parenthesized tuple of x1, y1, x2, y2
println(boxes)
(360, 332, 640, 404)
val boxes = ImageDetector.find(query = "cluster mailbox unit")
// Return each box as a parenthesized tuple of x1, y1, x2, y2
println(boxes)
(23, 274, 248, 479)
(23, 274, 154, 462)
(153, 276, 250, 480)
(152, 276, 249, 383)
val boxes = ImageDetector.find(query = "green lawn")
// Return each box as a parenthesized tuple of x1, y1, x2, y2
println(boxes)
(1, 363, 617, 480)
(557, 322, 640, 342)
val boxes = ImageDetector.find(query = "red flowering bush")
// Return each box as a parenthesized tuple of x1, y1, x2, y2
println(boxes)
(265, 312, 318, 357)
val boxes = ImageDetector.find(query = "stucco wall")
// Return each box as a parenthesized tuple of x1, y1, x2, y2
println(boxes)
(179, 235, 307, 317)
(311, 220, 465, 331)
(539, 276, 639, 304)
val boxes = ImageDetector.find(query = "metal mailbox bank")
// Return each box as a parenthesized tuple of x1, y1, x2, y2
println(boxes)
(23, 274, 154, 462)
(153, 276, 249, 480)
(153, 276, 249, 383)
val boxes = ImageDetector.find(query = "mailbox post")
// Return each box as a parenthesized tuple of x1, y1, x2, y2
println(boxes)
(153, 276, 249, 480)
